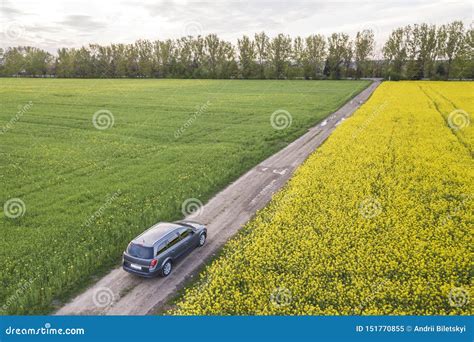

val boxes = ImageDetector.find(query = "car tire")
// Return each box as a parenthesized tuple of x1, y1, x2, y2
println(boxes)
(198, 233, 206, 247)
(161, 260, 172, 277)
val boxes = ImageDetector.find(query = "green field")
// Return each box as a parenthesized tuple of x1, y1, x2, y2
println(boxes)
(0, 78, 369, 314)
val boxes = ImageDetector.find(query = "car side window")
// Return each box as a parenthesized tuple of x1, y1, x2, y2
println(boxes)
(156, 242, 167, 256)
(166, 233, 180, 248)
(178, 227, 193, 240)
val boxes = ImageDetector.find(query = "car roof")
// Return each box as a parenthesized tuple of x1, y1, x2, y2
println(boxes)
(174, 220, 201, 229)
(132, 222, 182, 246)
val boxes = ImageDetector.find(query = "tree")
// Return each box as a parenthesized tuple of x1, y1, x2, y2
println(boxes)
(3, 47, 25, 76)
(204, 34, 220, 78)
(175, 37, 194, 78)
(326, 33, 352, 79)
(304, 34, 326, 79)
(292, 36, 305, 78)
(217, 40, 237, 78)
(405, 25, 424, 79)
(237, 35, 256, 78)
(404, 24, 438, 79)
(135, 39, 154, 77)
(158, 40, 174, 78)
(23, 47, 53, 76)
(417, 23, 438, 78)
(123, 44, 138, 77)
(254, 32, 269, 78)
(383, 27, 408, 78)
(0, 21, 471, 80)
(438, 21, 466, 78)
(267, 33, 292, 78)
(111, 44, 128, 77)
(192, 36, 206, 78)
(458, 27, 474, 78)
(89, 44, 113, 77)
(0, 48, 4, 76)
(354, 29, 375, 78)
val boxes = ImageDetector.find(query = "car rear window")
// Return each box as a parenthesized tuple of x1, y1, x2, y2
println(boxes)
(127, 243, 153, 259)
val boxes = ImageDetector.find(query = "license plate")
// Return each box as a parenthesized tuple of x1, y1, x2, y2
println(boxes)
(130, 263, 142, 270)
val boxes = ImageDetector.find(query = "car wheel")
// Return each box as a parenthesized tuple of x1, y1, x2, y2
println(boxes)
(198, 233, 206, 247)
(161, 260, 172, 277)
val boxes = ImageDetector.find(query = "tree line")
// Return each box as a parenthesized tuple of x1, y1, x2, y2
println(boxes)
(0, 21, 472, 80)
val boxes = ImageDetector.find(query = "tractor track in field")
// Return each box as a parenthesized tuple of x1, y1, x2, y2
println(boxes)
(55, 80, 381, 316)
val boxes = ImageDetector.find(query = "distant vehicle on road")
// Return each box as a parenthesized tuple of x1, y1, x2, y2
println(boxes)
(123, 221, 207, 277)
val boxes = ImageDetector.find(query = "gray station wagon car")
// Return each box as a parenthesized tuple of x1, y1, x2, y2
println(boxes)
(122, 221, 207, 277)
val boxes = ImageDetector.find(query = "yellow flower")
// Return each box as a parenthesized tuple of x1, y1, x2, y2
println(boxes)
(173, 81, 473, 315)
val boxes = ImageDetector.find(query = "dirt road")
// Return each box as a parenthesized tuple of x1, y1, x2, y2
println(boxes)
(56, 80, 381, 315)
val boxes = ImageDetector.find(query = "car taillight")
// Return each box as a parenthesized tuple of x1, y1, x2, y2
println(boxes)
(150, 259, 157, 268)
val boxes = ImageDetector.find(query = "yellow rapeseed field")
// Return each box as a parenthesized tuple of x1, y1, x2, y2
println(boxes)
(173, 81, 473, 315)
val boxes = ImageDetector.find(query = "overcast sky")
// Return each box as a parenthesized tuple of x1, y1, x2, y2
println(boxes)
(0, 0, 472, 54)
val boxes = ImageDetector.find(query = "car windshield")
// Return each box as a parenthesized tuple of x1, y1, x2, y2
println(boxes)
(127, 243, 153, 259)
